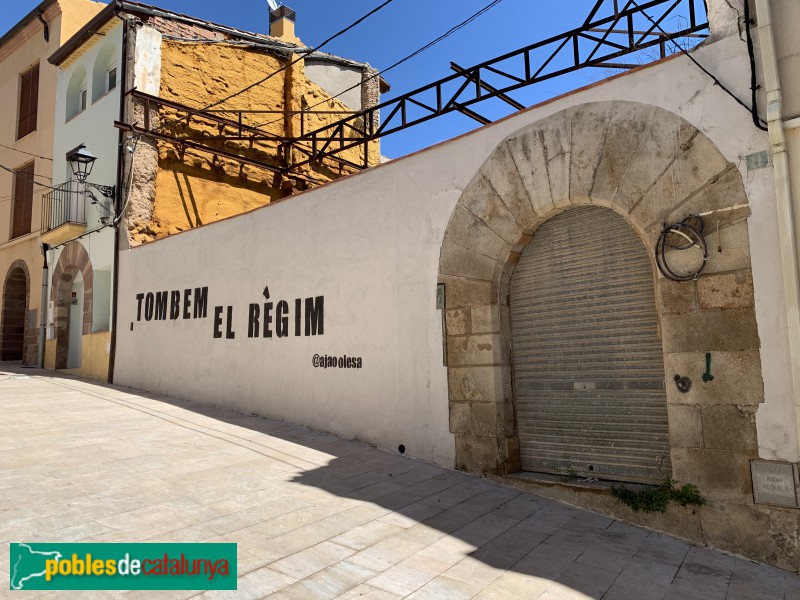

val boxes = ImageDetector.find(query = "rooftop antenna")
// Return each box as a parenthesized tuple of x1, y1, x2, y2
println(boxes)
(267, 0, 280, 11)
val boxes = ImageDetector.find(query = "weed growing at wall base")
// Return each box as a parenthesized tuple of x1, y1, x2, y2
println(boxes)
(610, 478, 706, 512)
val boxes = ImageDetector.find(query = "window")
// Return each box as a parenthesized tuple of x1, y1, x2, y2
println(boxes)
(17, 64, 39, 139)
(107, 66, 117, 92)
(11, 162, 34, 239)
(92, 43, 118, 102)
(66, 66, 88, 121)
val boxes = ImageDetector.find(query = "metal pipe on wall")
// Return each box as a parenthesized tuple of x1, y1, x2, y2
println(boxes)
(108, 14, 129, 384)
(754, 0, 800, 454)
(38, 243, 48, 368)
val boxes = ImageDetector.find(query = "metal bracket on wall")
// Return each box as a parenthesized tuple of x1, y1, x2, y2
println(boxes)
(674, 374, 692, 393)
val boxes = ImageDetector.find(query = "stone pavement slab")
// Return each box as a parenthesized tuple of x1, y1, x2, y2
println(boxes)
(1, 366, 798, 599)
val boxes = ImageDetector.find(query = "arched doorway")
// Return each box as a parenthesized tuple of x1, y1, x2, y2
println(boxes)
(1, 263, 29, 361)
(438, 100, 758, 481)
(50, 241, 93, 370)
(509, 206, 670, 483)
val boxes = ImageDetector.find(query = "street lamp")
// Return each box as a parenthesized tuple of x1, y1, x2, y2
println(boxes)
(65, 144, 115, 208)
(66, 144, 96, 181)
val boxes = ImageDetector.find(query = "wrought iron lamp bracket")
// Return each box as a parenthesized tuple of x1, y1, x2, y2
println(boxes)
(85, 182, 116, 200)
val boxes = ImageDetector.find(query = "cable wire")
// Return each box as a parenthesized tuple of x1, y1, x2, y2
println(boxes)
(0, 143, 53, 161)
(114, 133, 141, 227)
(0, 163, 55, 189)
(631, 0, 767, 127)
(743, 0, 768, 131)
(252, 0, 505, 130)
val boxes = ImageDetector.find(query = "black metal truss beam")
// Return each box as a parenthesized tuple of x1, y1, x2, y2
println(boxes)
(114, 0, 707, 183)
(450, 62, 524, 112)
(117, 90, 367, 175)
(115, 120, 284, 174)
(286, 0, 707, 171)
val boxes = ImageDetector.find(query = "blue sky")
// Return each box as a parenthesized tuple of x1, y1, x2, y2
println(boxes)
(1, 0, 705, 158)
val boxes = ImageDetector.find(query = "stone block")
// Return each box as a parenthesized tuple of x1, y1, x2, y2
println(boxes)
(510, 232, 534, 254)
(472, 402, 506, 437)
(569, 104, 613, 203)
(671, 129, 732, 205)
(663, 350, 764, 406)
(445, 309, 469, 336)
(502, 402, 516, 431)
(458, 175, 524, 246)
(629, 166, 677, 232)
(658, 279, 697, 314)
(699, 503, 800, 574)
(454, 435, 502, 474)
(540, 114, 572, 208)
(667, 404, 703, 449)
(445, 204, 514, 262)
(701, 405, 758, 453)
(703, 220, 753, 274)
(446, 333, 503, 367)
(612, 110, 687, 214)
(471, 305, 500, 334)
(447, 365, 509, 403)
(697, 271, 754, 310)
(505, 132, 555, 215)
(670, 448, 752, 499)
(497, 260, 517, 302)
(438, 276, 496, 309)
(449, 402, 472, 435)
(439, 239, 499, 281)
(660, 308, 759, 353)
(479, 143, 541, 231)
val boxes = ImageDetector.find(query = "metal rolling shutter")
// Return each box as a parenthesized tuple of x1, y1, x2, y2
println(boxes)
(510, 206, 671, 483)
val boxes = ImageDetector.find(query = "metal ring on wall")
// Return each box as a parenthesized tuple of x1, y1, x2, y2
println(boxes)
(655, 217, 708, 282)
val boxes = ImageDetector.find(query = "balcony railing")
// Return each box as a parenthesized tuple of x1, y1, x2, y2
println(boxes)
(41, 180, 86, 233)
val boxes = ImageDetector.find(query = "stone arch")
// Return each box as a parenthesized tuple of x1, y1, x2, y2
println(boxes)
(66, 65, 88, 121)
(51, 241, 93, 369)
(92, 41, 117, 102)
(1, 259, 31, 361)
(439, 100, 761, 490)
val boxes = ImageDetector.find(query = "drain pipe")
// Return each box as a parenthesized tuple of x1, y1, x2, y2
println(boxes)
(754, 0, 800, 453)
(38, 243, 49, 368)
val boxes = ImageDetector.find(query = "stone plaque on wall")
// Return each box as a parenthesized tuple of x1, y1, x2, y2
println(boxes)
(751, 460, 798, 507)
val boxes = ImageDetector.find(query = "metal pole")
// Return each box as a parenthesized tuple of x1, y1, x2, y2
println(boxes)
(755, 0, 800, 456)
(38, 243, 49, 368)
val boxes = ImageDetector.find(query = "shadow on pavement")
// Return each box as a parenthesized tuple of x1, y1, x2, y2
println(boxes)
(8, 365, 798, 599)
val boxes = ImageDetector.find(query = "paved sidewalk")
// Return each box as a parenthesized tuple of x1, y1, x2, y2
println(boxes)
(1, 366, 798, 599)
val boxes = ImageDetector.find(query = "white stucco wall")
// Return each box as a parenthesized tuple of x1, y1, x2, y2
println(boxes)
(115, 32, 799, 466)
(305, 61, 364, 111)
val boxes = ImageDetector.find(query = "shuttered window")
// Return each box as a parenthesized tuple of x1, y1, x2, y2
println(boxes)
(510, 206, 671, 484)
(11, 162, 35, 239)
(17, 64, 39, 139)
